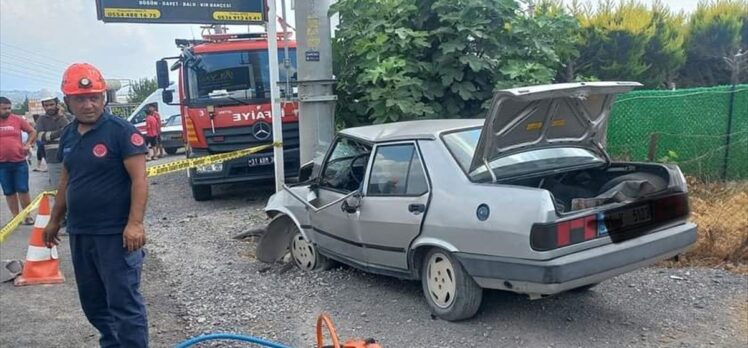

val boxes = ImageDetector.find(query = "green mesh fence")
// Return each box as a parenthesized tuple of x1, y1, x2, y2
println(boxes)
(608, 85, 748, 181)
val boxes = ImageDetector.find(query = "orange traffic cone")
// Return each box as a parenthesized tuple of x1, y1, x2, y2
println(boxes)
(14, 194, 64, 286)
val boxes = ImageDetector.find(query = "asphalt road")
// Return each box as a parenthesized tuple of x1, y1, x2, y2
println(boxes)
(1, 156, 747, 347)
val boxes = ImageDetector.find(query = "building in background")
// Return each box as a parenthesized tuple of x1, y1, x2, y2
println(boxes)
(27, 98, 43, 115)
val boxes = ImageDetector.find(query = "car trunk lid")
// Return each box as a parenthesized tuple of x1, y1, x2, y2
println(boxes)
(469, 82, 642, 178)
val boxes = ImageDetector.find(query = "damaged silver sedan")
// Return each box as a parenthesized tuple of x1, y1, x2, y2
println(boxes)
(258, 81, 697, 321)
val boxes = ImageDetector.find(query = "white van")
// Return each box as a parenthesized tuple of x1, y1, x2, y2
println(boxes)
(127, 83, 180, 133)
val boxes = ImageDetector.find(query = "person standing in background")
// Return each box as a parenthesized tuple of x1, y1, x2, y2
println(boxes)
(36, 96, 72, 190)
(144, 109, 159, 161)
(0, 96, 37, 224)
(147, 103, 164, 158)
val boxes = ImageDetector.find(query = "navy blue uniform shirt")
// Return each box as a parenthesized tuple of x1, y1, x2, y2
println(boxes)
(58, 113, 148, 235)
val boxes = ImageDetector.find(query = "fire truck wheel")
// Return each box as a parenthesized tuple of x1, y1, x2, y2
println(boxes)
(191, 183, 212, 201)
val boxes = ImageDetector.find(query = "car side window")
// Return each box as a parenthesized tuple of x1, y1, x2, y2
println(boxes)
(166, 115, 182, 127)
(368, 144, 428, 196)
(320, 137, 371, 193)
(131, 109, 146, 124)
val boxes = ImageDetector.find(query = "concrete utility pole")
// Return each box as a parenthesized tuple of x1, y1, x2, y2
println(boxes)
(267, 0, 285, 192)
(295, 0, 337, 165)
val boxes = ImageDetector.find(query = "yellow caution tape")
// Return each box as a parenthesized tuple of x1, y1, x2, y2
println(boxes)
(0, 191, 55, 244)
(0, 144, 273, 244)
(146, 144, 271, 177)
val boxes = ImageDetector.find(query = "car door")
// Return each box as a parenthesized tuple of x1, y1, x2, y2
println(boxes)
(355, 142, 430, 270)
(309, 136, 372, 263)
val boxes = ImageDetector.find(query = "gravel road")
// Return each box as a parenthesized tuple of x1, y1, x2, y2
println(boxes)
(2, 156, 747, 347)
(144, 167, 748, 348)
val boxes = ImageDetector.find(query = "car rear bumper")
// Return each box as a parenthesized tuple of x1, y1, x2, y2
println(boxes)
(455, 222, 697, 295)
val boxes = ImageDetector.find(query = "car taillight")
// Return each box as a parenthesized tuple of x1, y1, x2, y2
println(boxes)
(531, 214, 600, 251)
(531, 193, 690, 251)
(185, 117, 198, 143)
(653, 193, 689, 221)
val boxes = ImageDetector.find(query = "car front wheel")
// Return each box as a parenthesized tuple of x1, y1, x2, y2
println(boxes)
(421, 249, 483, 321)
(289, 231, 331, 271)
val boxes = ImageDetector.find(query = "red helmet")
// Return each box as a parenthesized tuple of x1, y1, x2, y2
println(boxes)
(61, 63, 107, 96)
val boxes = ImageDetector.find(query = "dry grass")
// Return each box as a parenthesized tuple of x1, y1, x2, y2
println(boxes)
(664, 178, 748, 273)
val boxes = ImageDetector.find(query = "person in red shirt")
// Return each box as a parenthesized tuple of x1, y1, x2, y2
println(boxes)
(146, 104, 164, 158)
(0, 96, 38, 223)
(144, 109, 160, 161)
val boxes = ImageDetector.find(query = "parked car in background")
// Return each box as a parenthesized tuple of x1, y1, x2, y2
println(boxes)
(160, 114, 184, 155)
(258, 82, 697, 321)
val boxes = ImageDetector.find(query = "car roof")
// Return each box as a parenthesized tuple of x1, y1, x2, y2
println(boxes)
(340, 119, 484, 143)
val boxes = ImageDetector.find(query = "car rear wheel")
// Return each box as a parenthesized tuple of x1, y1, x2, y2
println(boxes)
(290, 231, 331, 271)
(421, 249, 483, 321)
(165, 147, 179, 155)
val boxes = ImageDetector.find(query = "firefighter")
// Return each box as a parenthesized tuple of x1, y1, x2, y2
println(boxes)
(36, 96, 72, 189)
(43, 63, 150, 348)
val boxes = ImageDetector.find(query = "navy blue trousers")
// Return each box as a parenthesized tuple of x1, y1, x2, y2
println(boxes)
(69, 234, 148, 348)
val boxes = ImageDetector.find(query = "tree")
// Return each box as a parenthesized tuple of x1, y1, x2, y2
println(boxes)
(331, 0, 579, 126)
(679, 0, 746, 87)
(128, 77, 158, 104)
(11, 97, 29, 115)
(575, 1, 656, 84)
(643, 1, 686, 88)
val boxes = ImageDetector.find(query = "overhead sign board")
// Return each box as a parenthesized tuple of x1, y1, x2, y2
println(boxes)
(95, 0, 266, 24)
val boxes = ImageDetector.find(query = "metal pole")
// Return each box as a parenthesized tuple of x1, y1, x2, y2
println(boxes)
(296, 0, 336, 166)
(722, 84, 736, 180)
(268, 0, 285, 192)
(280, 0, 292, 101)
(721, 50, 744, 180)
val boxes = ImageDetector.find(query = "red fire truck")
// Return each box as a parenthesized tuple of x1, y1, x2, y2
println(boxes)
(156, 33, 299, 201)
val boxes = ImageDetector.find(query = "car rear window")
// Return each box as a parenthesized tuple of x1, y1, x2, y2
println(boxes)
(442, 128, 603, 179)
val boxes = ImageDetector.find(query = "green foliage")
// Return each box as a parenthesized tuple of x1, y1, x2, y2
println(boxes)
(644, 1, 686, 87)
(331, 0, 748, 127)
(331, 0, 579, 126)
(658, 149, 679, 163)
(128, 77, 158, 104)
(11, 97, 29, 115)
(679, 0, 746, 87)
(575, 1, 658, 85)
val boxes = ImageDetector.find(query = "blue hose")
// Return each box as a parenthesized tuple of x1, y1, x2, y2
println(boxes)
(174, 333, 293, 348)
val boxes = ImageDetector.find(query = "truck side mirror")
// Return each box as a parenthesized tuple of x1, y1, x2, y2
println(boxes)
(162, 89, 174, 104)
(156, 60, 170, 89)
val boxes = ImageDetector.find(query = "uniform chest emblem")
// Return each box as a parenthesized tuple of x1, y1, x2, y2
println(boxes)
(93, 143, 108, 158)
(131, 133, 144, 146)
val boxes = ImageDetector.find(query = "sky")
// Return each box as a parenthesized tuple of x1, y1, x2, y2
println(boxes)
(0, 0, 700, 93)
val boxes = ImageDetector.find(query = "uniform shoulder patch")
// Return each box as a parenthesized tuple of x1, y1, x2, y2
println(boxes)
(93, 143, 108, 158)
(131, 133, 145, 146)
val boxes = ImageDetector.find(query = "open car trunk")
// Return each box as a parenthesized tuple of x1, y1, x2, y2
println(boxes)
(469, 81, 642, 182)
(503, 163, 673, 214)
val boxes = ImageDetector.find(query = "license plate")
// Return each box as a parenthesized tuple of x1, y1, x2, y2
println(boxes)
(606, 204, 652, 230)
(248, 155, 273, 167)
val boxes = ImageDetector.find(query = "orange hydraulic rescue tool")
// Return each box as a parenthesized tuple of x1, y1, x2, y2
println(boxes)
(316, 314, 383, 348)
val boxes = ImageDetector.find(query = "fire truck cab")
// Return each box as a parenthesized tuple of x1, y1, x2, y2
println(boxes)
(157, 33, 299, 201)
